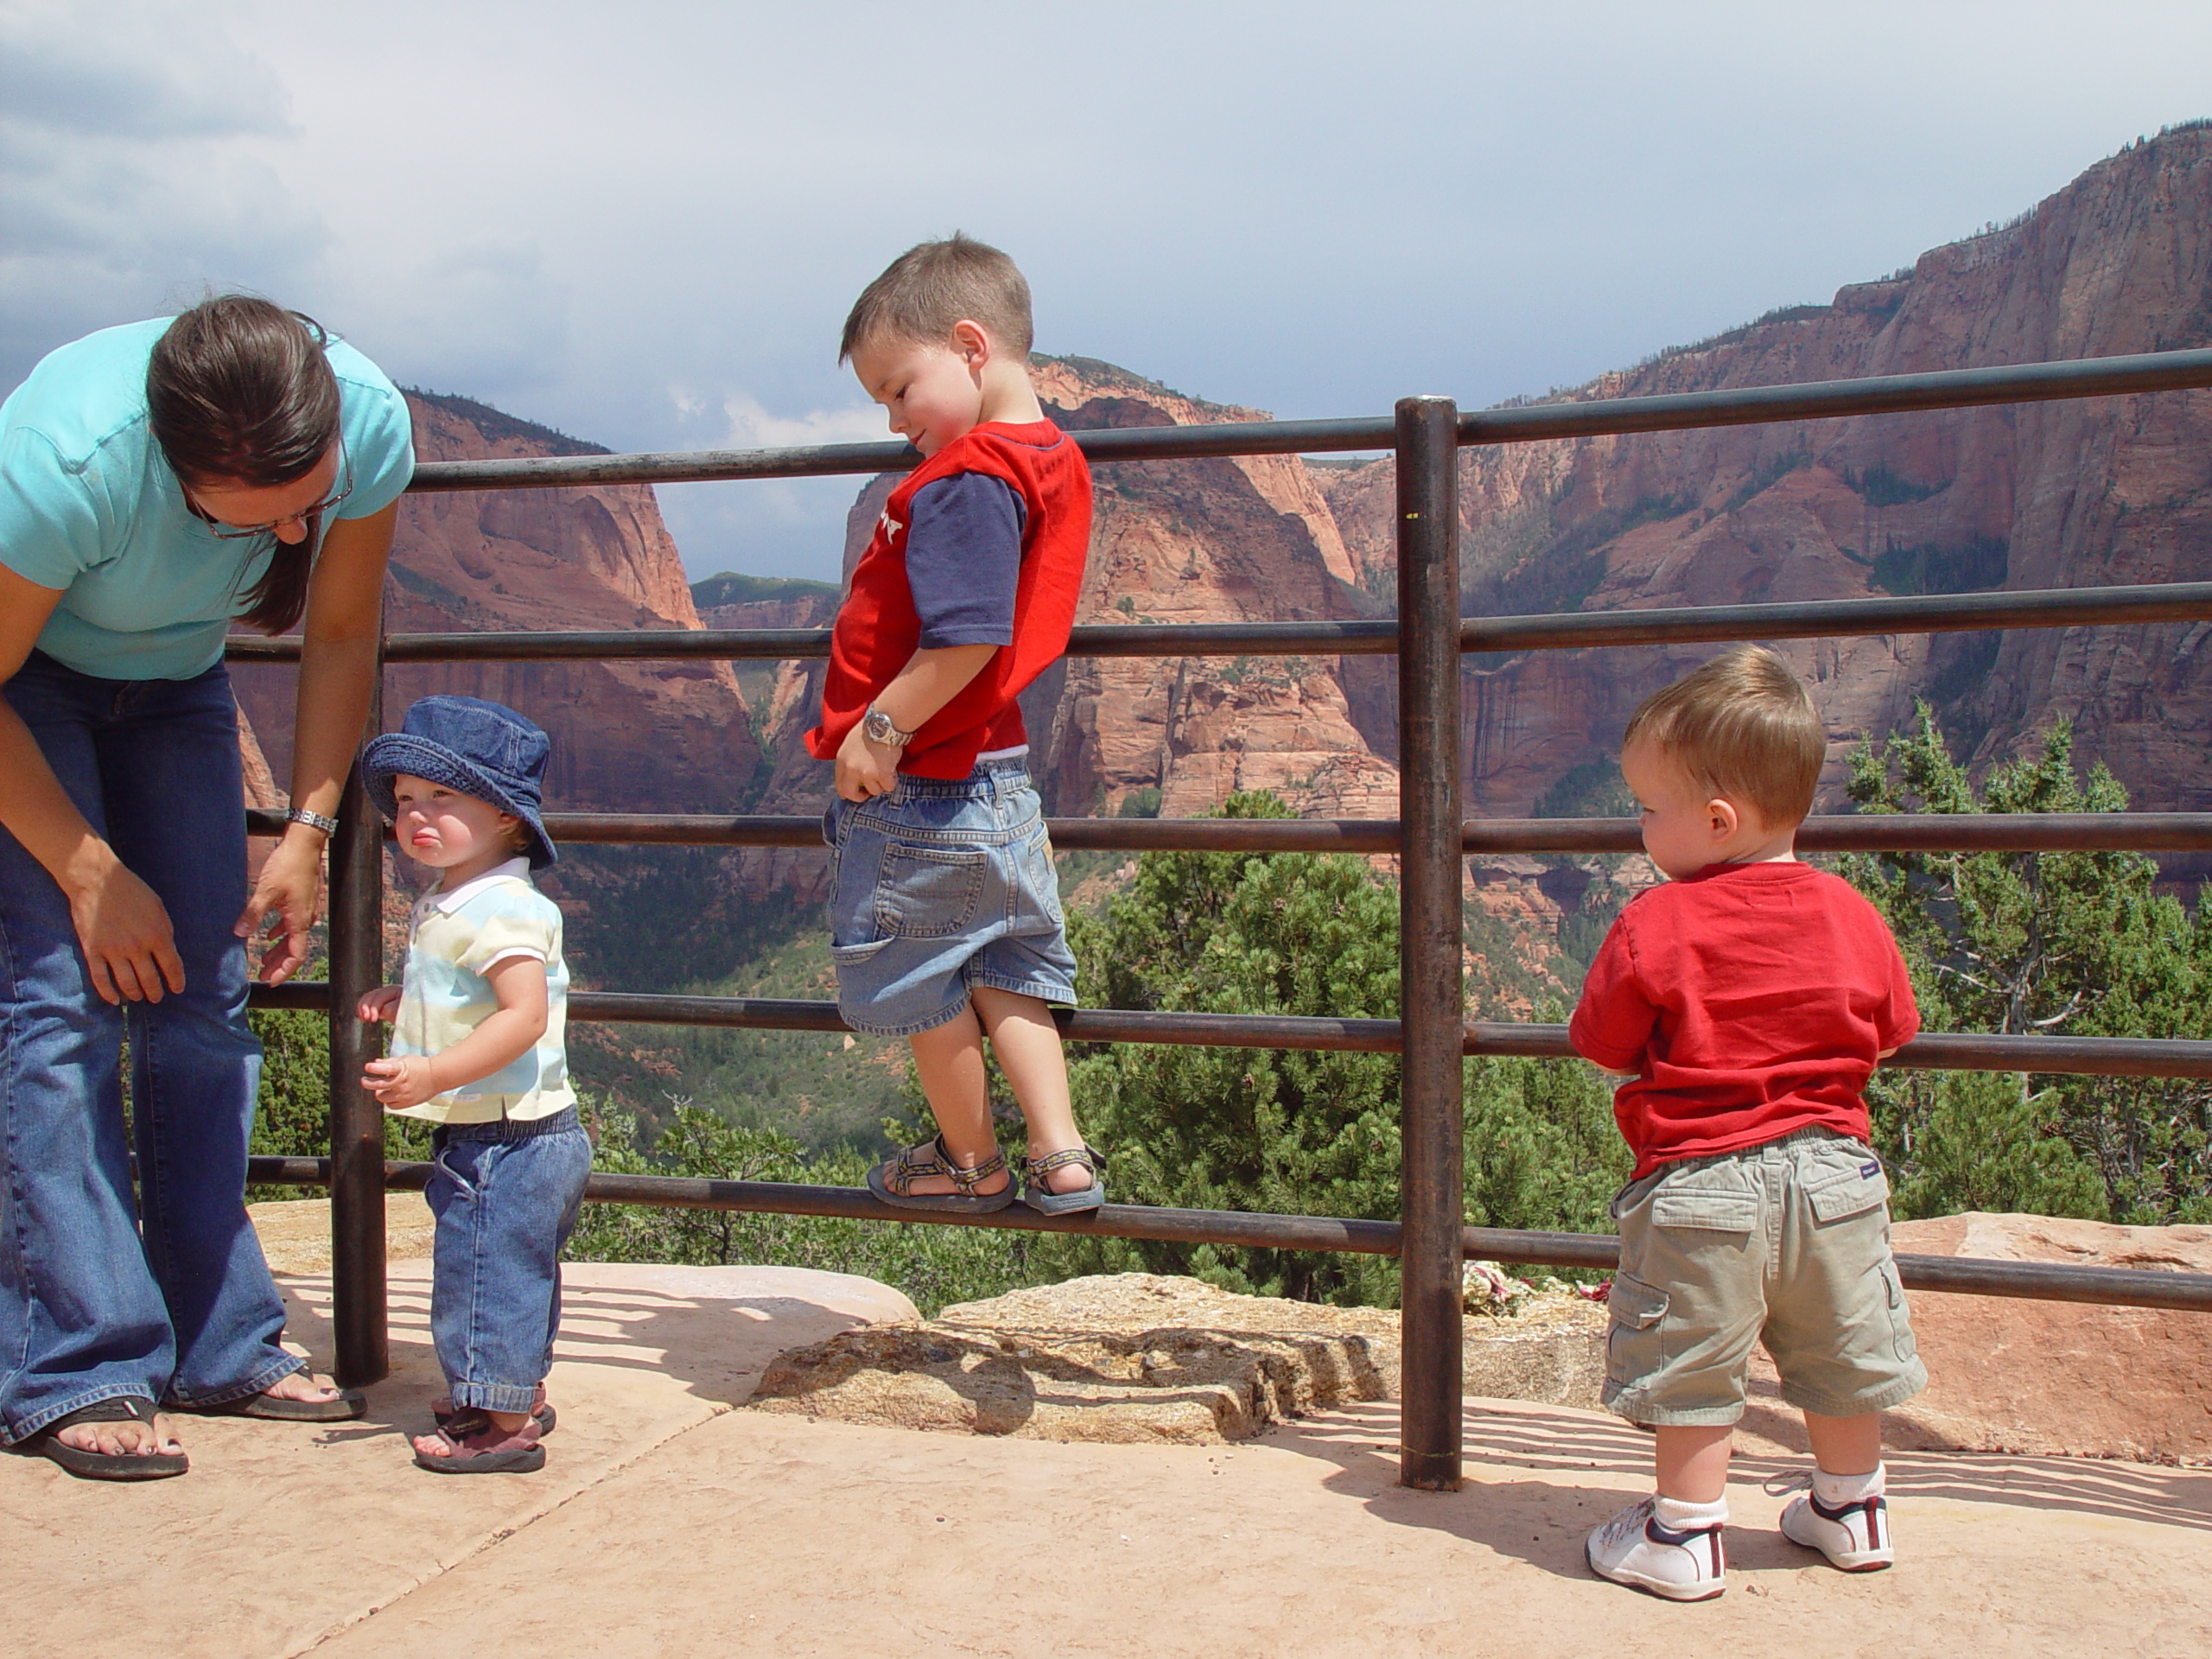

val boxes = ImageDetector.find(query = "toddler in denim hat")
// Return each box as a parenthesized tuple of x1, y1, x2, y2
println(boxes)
(356, 695, 588, 1475)
(805, 234, 1103, 1216)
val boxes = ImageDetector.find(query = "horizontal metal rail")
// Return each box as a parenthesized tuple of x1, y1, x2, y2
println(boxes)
(258, 344, 2212, 1417)
(242, 1157, 2212, 1313)
(397, 346, 2212, 492)
(223, 579, 2212, 666)
(245, 807, 2212, 855)
(245, 982, 2212, 1080)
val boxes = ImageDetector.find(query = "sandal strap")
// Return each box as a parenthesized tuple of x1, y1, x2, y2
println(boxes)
(1022, 1145, 1103, 1181)
(885, 1135, 1007, 1196)
(52, 1395, 161, 1430)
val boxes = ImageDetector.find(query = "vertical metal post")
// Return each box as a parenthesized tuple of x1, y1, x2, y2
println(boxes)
(327, 652, 388, 1388)
(1395, 396, 1465, 1491)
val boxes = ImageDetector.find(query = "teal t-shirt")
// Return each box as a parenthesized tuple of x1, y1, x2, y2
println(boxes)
(0, 318, 416, 681)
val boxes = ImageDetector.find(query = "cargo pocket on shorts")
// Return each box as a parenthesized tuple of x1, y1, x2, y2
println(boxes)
(875, 842, 987, 939)
(1605, 1272, 1671, 1392)
(1650, 1192, 1761, 1233)
(1876, 1260, 1917, 1366)
(1805, 1148, 1891, 1226)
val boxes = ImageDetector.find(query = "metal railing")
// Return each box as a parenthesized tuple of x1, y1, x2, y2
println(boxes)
(236, 345, 2212, 1492)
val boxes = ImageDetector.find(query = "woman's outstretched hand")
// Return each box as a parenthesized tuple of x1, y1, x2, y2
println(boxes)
(67, 849, 186, 1005)
(235, 832, 324, 985)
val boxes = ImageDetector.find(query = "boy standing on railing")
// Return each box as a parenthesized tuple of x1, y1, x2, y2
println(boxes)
(355, 696, 590, 1474)
(1570, 645, 1926, 1600)
(806, 234, 1103, 1216)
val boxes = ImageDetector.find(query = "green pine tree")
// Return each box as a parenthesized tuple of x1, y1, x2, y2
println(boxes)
(1057, 791, 1625, 1305)
(1840, 709, 2212, 1223)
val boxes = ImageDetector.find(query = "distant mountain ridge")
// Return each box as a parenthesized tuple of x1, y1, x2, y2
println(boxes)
(259, 128, 2212, 995)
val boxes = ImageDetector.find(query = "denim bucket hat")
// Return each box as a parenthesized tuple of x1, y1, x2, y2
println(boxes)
(359, 696, 556, 869)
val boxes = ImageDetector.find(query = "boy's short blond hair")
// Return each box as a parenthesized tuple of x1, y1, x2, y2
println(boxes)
(1622, 645, 1825, 828)
(839, 233, 1034, 362)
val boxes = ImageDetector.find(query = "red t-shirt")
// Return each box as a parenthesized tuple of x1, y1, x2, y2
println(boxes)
(1567, 861, 1919, 1179)
(805, 419, 1092, 779)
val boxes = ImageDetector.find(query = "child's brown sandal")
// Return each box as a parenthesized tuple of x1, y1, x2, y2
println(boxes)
(866, 1134, 1017, 1213)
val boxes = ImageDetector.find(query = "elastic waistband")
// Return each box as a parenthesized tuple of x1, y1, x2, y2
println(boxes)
(435, 1106, 583, 1145)
(888, 758, 1034, 799)
(1668, 1125, 1861, 1173)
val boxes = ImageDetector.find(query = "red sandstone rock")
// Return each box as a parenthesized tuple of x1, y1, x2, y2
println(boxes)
(1325, 128, 2212, 824)
(1743, 1212, 2212, 1464)
(232, 391, 761, 816)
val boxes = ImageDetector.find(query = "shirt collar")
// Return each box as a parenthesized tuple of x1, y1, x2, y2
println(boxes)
(426, 856, 533, 914)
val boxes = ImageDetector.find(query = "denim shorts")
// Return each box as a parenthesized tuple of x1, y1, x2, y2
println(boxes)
(1602, 1128, 1927, 1427)
(822, 759, 1077, 1038)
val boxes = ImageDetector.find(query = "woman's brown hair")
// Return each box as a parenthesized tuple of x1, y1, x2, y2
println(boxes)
(147, 295, 343, 634)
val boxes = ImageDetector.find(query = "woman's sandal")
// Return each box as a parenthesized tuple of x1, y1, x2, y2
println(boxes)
(20, 1396, 188, 1482)
(412, 1408, 546, 1475)
(866, 1134, 1017, 1213)
(432, 1385, 556, 1437)
(1020, 1145, 1107, 1215)
(172, 1382, 365, 1422)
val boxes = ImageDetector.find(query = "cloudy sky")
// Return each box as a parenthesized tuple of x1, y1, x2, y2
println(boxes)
(5, 0, 2208, 582)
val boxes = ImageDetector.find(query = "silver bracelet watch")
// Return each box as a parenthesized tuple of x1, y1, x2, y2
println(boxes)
(285, 805, 340, 836)
(861, 706, 916, 748)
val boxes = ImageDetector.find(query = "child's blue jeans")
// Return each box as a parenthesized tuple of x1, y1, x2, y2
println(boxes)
(426, 1108, 593, 1414)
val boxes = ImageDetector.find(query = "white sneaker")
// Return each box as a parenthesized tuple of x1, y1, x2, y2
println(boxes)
(1778, 1484, 1894, 1572)
(1586, 1497, 1727, 1601)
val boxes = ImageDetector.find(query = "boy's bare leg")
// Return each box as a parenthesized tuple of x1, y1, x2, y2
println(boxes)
(1802, 1409, 1882, 1475)
(971, 985, 1090, 1193)
(1653, 1423, 1734, 1503)
(902, 1006, 1013, 1196)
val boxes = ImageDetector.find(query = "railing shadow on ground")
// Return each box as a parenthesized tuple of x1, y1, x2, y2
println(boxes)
(271, 1270, 896, 1438)
(1272, 1399, 2212, 1556)
(232, 343, 2212, 1490)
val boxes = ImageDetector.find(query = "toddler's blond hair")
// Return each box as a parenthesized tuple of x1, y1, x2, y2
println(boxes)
(1622, 645, 1824, 828)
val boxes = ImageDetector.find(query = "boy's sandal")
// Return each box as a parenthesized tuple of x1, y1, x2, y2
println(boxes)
(433, 1384, 555, 1437)
(412, 1408, 546, 1475)
(172, 1381, 365, 1422)
(866, 1134, 1016, 1213)
(1020, 1145, 1107, 1216)
(18, 1396, 188, 1482)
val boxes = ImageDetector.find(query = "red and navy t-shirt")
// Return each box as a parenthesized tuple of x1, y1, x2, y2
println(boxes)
(806, 419, 1091, 779)
(1567, 861, 1919, 1179)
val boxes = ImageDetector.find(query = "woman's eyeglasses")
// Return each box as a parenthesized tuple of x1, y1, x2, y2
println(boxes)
(190, 446, 354, 540)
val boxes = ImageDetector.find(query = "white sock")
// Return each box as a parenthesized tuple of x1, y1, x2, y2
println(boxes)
(1652, 1494, 1729, 1531)
(1812, 1464, 1885, 1506)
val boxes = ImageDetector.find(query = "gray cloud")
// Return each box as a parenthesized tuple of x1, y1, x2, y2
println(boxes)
(6, 0, 2209, 581)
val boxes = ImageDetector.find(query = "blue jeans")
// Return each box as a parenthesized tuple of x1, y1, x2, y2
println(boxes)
(427, 1109, 592, 1414)
(0, 652, 302, 1442)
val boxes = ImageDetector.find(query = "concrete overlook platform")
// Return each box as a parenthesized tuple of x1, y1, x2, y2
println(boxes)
(5, 1249, 2210, 1657)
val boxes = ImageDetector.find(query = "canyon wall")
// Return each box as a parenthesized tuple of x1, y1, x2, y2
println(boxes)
(1325, 124, 2212, 817)
(232, 129, 2210, 992)
(232, 391, 761, 815)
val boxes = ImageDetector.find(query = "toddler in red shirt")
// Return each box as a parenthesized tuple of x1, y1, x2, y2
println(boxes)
(1570, 645, 1927, 1601)
(805, 235, 1103, 1217)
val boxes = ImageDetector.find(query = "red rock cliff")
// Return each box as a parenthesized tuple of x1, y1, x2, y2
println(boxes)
(1325, 126, 2212, 817)
(232, 391, 761, 814)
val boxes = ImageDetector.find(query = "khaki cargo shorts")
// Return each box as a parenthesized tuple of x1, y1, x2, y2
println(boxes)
(1602, 1128, 1927, 1427)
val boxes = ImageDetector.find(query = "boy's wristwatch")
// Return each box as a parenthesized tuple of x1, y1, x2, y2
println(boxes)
(862, 706, 915, 748)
